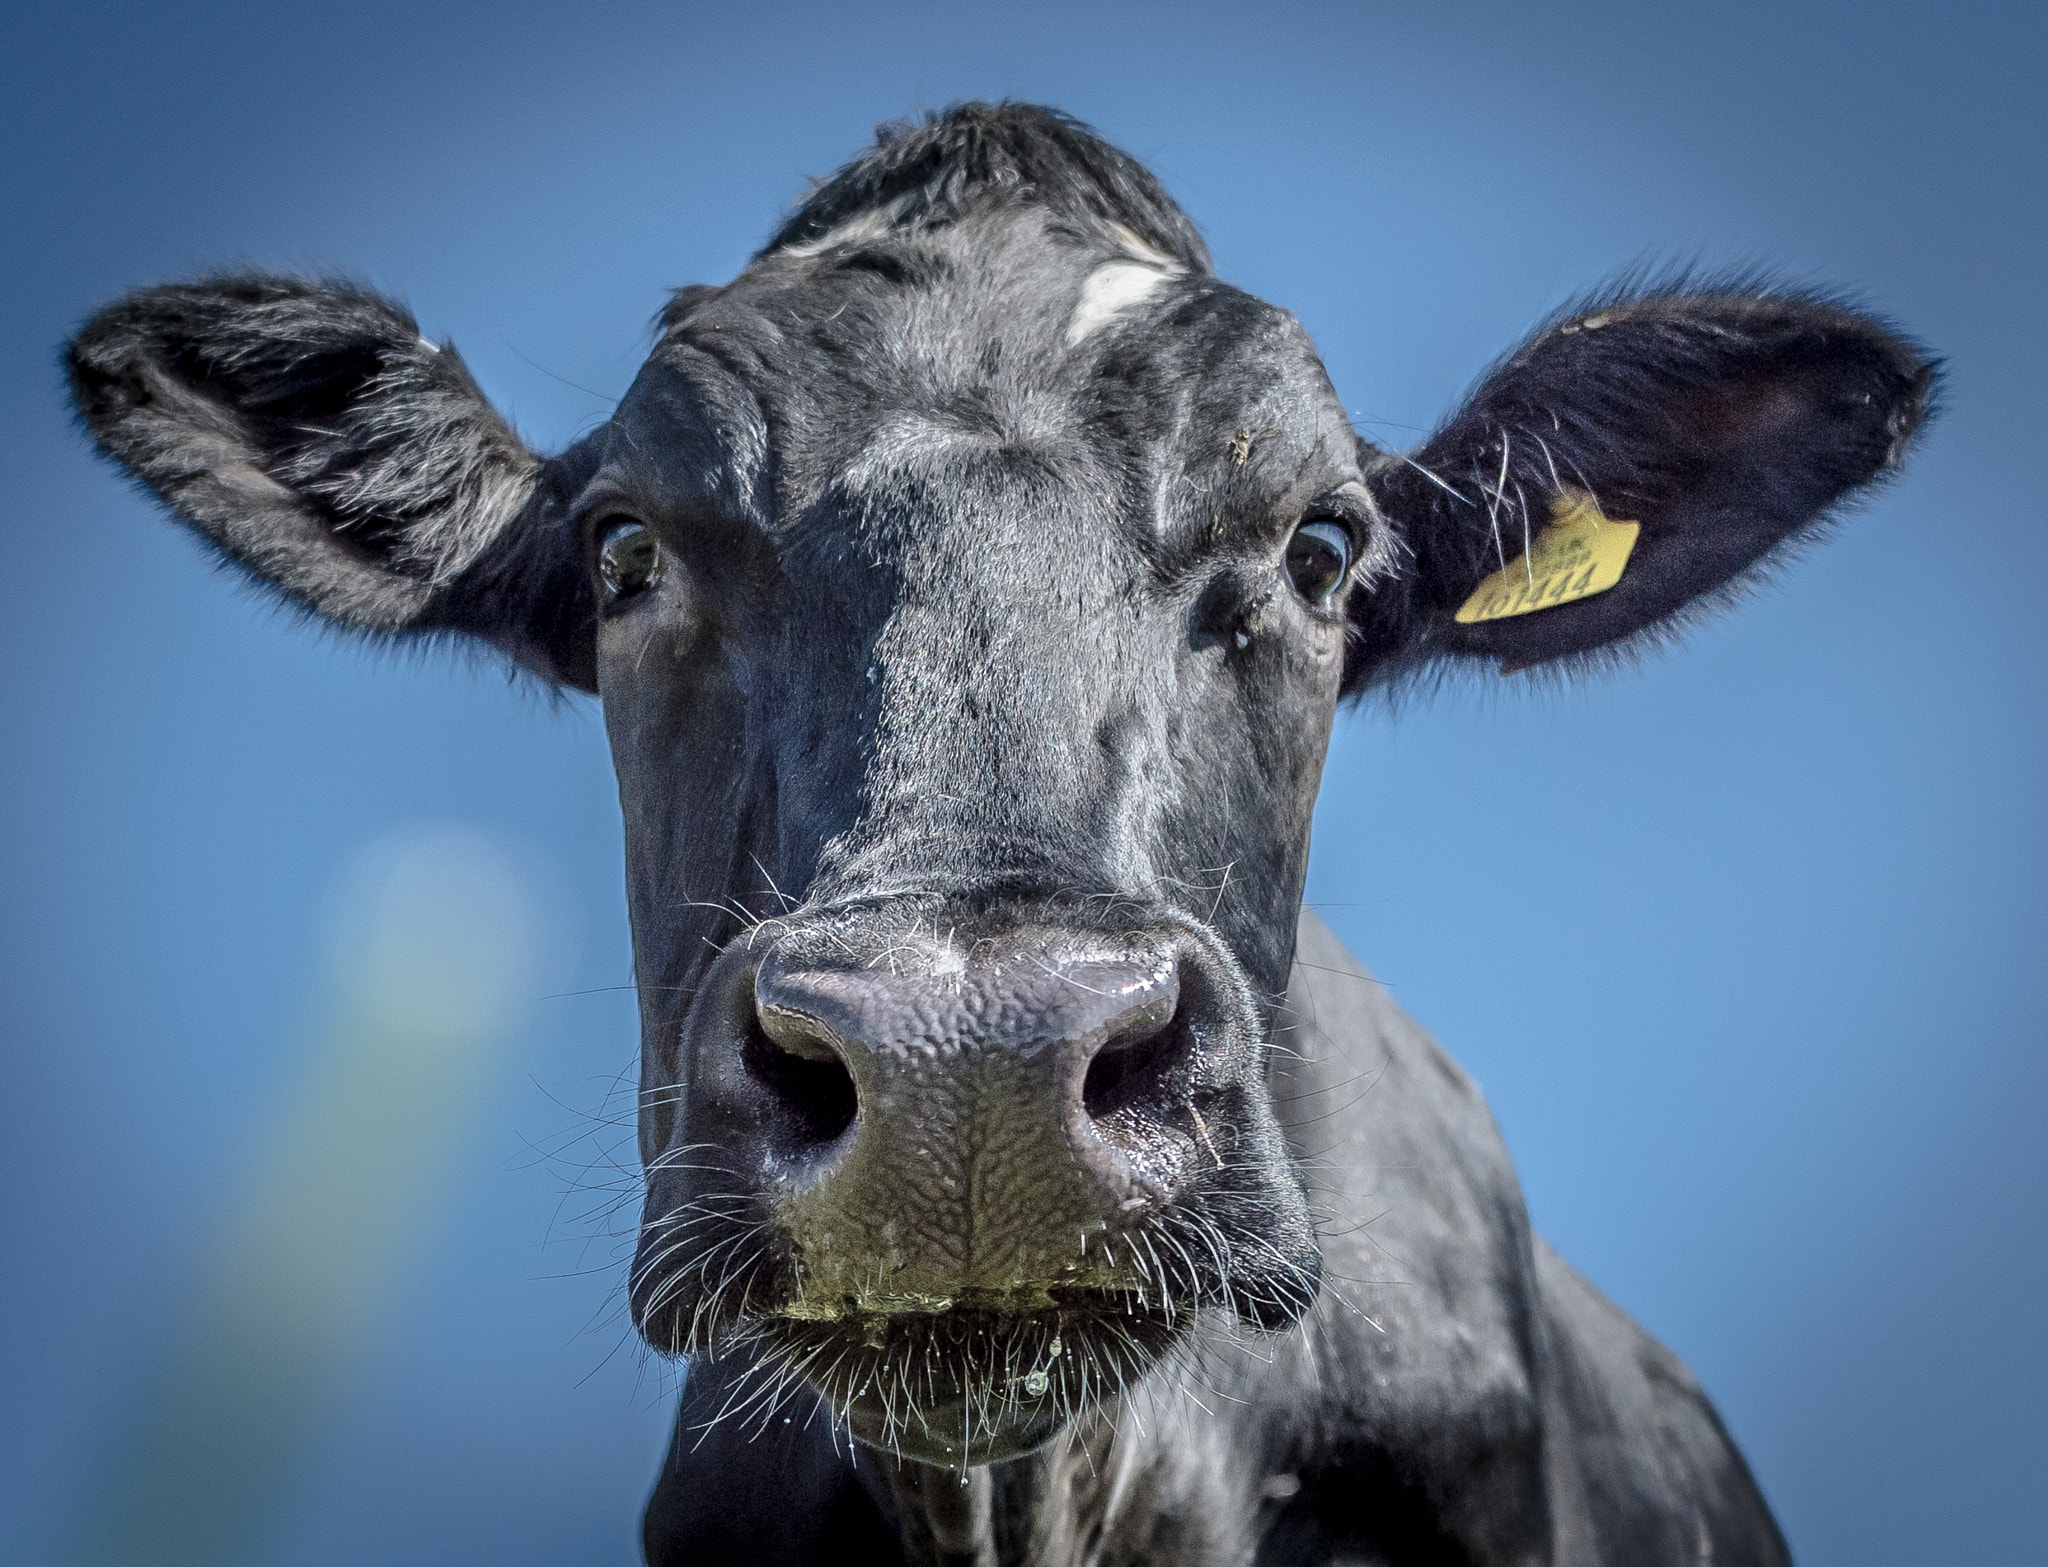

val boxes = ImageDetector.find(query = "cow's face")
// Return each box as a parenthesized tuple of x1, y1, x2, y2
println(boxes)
(591, 208, 1373, 1460)
(68, 106, 1932, 1470)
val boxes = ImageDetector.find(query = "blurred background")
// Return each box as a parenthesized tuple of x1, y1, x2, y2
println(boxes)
(3, 1, 2041, 1562)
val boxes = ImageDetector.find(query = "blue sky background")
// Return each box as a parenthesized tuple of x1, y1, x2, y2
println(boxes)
(3, 1, 2042, 1562)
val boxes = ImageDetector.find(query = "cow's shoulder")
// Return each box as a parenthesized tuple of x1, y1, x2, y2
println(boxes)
(1531, 1241, 1792, 1567)
(1259, 913, 1787, 1567)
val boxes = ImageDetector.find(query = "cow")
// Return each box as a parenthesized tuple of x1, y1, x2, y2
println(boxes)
(67, 103, 1934, 1566)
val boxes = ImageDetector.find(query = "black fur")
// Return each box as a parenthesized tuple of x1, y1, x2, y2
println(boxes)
(767, 102, 1211, 271)
(65, 103, 1935, 1565)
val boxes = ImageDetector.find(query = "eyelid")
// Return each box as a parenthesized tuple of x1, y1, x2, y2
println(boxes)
(1295, 518, 1351, 547)
(1312, 483, 1398, 580)
(569, 463, 666, 537)
(1303, 483, 1374, 536)
(578, 499, 652, 551)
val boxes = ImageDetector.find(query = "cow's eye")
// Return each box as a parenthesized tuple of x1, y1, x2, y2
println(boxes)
(1284, 518, 1352, 604)
(597, 518, 663, 599)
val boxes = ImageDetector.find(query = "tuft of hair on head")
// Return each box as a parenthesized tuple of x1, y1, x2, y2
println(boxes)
(762, 101, 1213, 274)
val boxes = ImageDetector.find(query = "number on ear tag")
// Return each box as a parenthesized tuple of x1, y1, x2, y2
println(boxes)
(1454, 492, 1640, 624)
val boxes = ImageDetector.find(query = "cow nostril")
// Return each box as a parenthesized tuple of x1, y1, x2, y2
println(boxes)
(744, 1009, 858, 1146)
(1083, 1003, 1185, 1120)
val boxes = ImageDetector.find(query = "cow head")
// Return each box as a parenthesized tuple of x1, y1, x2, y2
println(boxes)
(68, 104, 1933, 1467)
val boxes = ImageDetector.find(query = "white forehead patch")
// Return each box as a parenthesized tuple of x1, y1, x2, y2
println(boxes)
(1067, 261, 1176, 347)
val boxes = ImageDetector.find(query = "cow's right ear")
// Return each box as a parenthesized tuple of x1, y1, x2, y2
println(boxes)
(66, 274, 599, 691)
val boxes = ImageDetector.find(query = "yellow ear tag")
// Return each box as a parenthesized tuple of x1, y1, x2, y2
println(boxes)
(1454, 491, 1641, 624)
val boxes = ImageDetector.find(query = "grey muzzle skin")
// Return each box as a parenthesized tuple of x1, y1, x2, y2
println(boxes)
(628, 905, 1319, 1464)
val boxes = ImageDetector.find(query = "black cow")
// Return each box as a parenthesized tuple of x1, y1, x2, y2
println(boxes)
(68, 104, 1934, 1566)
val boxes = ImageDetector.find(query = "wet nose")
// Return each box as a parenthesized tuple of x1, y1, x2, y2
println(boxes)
(744, 938, 1190, 1198)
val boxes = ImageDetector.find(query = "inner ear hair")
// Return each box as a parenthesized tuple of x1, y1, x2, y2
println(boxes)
(1345, 270, 1940, 693)
(65, 273, 604, 689)
(66, 273, 544, 634)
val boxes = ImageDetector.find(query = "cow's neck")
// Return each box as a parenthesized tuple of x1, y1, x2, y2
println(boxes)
(882, 1458, 998, 1567)
(873, 1384, 1264, 1567)
(879, 1441, 1113, 1567)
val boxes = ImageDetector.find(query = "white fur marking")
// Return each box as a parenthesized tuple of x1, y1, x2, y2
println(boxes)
(1067, 262, 1173, 346)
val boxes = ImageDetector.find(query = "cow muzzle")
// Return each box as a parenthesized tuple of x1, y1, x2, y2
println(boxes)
(632, 909, 1317, 1464)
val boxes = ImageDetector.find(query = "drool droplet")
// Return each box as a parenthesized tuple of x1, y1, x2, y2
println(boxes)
(1023, 1369, 1050, 1398)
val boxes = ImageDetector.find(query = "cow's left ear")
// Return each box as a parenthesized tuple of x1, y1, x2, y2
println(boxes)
(1346, 284, 1938, 690)
(67, 274, 599, 690)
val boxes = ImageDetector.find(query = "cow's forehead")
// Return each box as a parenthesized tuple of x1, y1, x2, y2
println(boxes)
(607, 204, 1357, 536)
